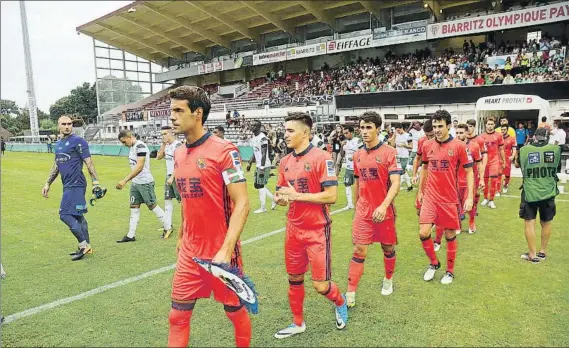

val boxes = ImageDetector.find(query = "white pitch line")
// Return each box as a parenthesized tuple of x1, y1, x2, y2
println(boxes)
(2, 206, 350, 325)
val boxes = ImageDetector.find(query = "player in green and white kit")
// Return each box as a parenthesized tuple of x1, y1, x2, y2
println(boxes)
(515, 128, 560, 264)
(342, 126, 361, 209)
(247, 120, 276, 213)
(156, 126, 182, 239)
(116, 130, 167, 243)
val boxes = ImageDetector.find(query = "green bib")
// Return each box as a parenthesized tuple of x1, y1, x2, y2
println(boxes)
(520, 144, 560, 202)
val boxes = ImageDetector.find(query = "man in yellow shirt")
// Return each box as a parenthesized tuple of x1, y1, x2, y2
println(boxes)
(499, 116, 516, 138)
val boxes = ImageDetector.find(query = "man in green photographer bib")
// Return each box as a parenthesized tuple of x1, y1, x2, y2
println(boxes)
(515, 128, 560, 264)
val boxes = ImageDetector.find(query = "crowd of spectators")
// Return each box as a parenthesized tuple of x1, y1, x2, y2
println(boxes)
(278, 36, 569, 98)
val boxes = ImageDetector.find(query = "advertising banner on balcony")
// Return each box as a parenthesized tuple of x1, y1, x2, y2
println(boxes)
(148, 109, 170, 118)
(427, 2, 569, 39)
(287, 42, 327, 60)
(373, 22, 427, 46)
(326, 35, 374, 54)
(261, 94, 334, 107)
(253, 49, 287, 65)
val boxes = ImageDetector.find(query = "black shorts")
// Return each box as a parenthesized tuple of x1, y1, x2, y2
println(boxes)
(519, 191, 556, 222)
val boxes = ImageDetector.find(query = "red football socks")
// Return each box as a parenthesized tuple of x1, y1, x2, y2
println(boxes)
(225, 306, 252, 347)
(168, 308, 193, 348)
(446, 236, 457, 274)
(323, 281, 345, 306)
(489, 177, 498, 200)
(288, 280, 305, 326)
(347, 253, 365, 292)
(484, 177, 490, 199)
(383, 250, 396, 280)
(420, 235, 438, 265)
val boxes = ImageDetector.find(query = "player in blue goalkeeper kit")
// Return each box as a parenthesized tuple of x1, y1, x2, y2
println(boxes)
(42, 116, 102, 261)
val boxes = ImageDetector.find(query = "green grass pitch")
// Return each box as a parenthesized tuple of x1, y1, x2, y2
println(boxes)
(1, 152, 568, 347)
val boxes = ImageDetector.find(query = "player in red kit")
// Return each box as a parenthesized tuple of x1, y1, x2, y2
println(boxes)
(417, 110, 474, 285)
(167, 86, 252, 347)
(480, 117, 505, 209)
(499, 125, 517, 194)
(412, 119, 434, 213)
(345, 112, 402, 305)
(433, 123, 483, 243)
(273, 112, 348, 339)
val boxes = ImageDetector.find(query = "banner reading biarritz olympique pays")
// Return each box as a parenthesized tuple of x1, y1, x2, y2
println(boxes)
(427, 2, 569, 39)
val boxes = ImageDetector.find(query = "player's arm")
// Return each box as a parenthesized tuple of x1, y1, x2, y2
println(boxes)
(499, 146, 506, 167)
(353, 178, 359, 205)
(373, 172, 400, 222)
(156, 142, 166, 160)
(291, 184, 337, 205)
(177, 199, 184, 254)
(462, 146, 475, 211)
(82, 157, 99, 184)
(42, 162, 59, 198)
(417, 162, 428, 202)
(259, 140, 268, 169)
(403, 136, 413, 149)
(123, 156, 145, 183)
(511, 144, 517, 161)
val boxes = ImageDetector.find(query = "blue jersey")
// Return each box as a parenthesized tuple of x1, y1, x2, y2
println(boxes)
(515, 128, 528, 145)
(55, 135, 91, 188)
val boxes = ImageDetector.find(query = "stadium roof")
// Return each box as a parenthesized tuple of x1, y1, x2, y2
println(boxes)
(77, 0, 484, 63)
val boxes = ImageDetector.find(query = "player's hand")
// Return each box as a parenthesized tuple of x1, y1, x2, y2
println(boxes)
(116, 180, 127, 190)
(411, 173, 419, 185)
(509, 156, 514, 162)
(464, 197, 474, 212)
(416, 190, 424, 204)
(501, 163, 506, 170)
(246, 164, 252, 172)
(478, 181, 485, 192)
(167, 176, 174, 186)
(279, 181, 299, 201)
(372, 204, 388, 223)
(274, 191, 289, 206)
(212, 247, 232, 265)
(42, 183, 50, 198)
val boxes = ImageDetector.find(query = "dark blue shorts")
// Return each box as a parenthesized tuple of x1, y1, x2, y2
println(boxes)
(60, 187, 87, 216)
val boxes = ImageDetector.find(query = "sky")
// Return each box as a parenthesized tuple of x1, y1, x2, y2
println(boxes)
(1, 0, 131, 112)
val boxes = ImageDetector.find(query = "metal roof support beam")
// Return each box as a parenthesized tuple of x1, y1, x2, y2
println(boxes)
(140, 2, 231, 48)
(298, 1, 336, 30)
(96, 22, 183, 60)
(439, 0, 482, 10)
(240, 1, 296, 35)
(360, 0, 419, 16)
(184, 1, 258, 41)
(423, 0, 442, 21)
(117, 14, 206, 55)
(91, 34, 158, 62)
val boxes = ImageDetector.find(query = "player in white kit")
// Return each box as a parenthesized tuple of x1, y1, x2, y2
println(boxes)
(342, 126, 362, 209)
(246, 120, 276, 213)
(116, 130, 167, 243)
(156, 126, 182, 239)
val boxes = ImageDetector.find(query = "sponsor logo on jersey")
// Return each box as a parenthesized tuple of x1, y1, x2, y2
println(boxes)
(326, 160, 335, 176)
(376, 156, 382, 164)
(304, 162, 311, 172)
(197, 157, 207, 169)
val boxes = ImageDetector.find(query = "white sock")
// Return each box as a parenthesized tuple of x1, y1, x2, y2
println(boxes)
(401, 173, 411, 187)
(345, 186, 353, 206)
(264, 187, 274, 200)
(152, 206, 166, 229)
(259, 189, 266, 209)
(128, 208, 140, 238)
(164, 200, 173, 230)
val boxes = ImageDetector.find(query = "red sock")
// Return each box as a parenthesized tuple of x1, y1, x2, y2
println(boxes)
(483, 177, 490, 199)
(420, 235, 438, 265)
(495, 176, 501, 193)
(168, 307, 193, 348)
(489, 177, 498, 200)
(446, 236, 457, 274)
(225, 306, 252, 347)
(347, 253, 365, 292)
(288, 280, 305, 326)
(323, 281, 345, 306)
(469, 209, 476, 226)
(504, 176, 510, 186)
(434, 226, 444, 244)
(383, 250, 396, 280)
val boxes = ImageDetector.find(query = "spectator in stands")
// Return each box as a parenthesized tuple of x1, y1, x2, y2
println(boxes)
(1, 139, 5, 155)
(226, 110, 231, 126)
(213, 126, 225, 139)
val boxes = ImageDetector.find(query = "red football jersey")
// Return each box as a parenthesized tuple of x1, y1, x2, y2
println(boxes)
(421, 136, 473, 204)
(458, 140, 482, 188)
(467, 135, 487, 156)
(502, 135, 516, 158)
(353, 142, 402, 220)
(416, 136, 430, 157)
(173, 133, 246, 260)
(480, 131, 503, 165)
(277, 144, 338, 229)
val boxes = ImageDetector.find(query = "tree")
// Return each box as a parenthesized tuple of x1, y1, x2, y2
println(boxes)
(40, 118, 56, 131)
(0, 99, 49, 136)
(49, 82, 98, 124)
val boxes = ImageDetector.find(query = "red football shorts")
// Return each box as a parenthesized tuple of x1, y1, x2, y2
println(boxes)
(285, 223, 331, 281)
(484, 162, 501, 178)
(419, 197, 461, 231)
(171, 252, 242, 305)
(352, 218, 397, 245)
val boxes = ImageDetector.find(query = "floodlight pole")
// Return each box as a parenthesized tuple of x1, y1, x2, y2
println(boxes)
(19, 1, 40, 142)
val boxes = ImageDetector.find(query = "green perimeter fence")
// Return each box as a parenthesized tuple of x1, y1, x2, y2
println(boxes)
(6, 143, 254, 161)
